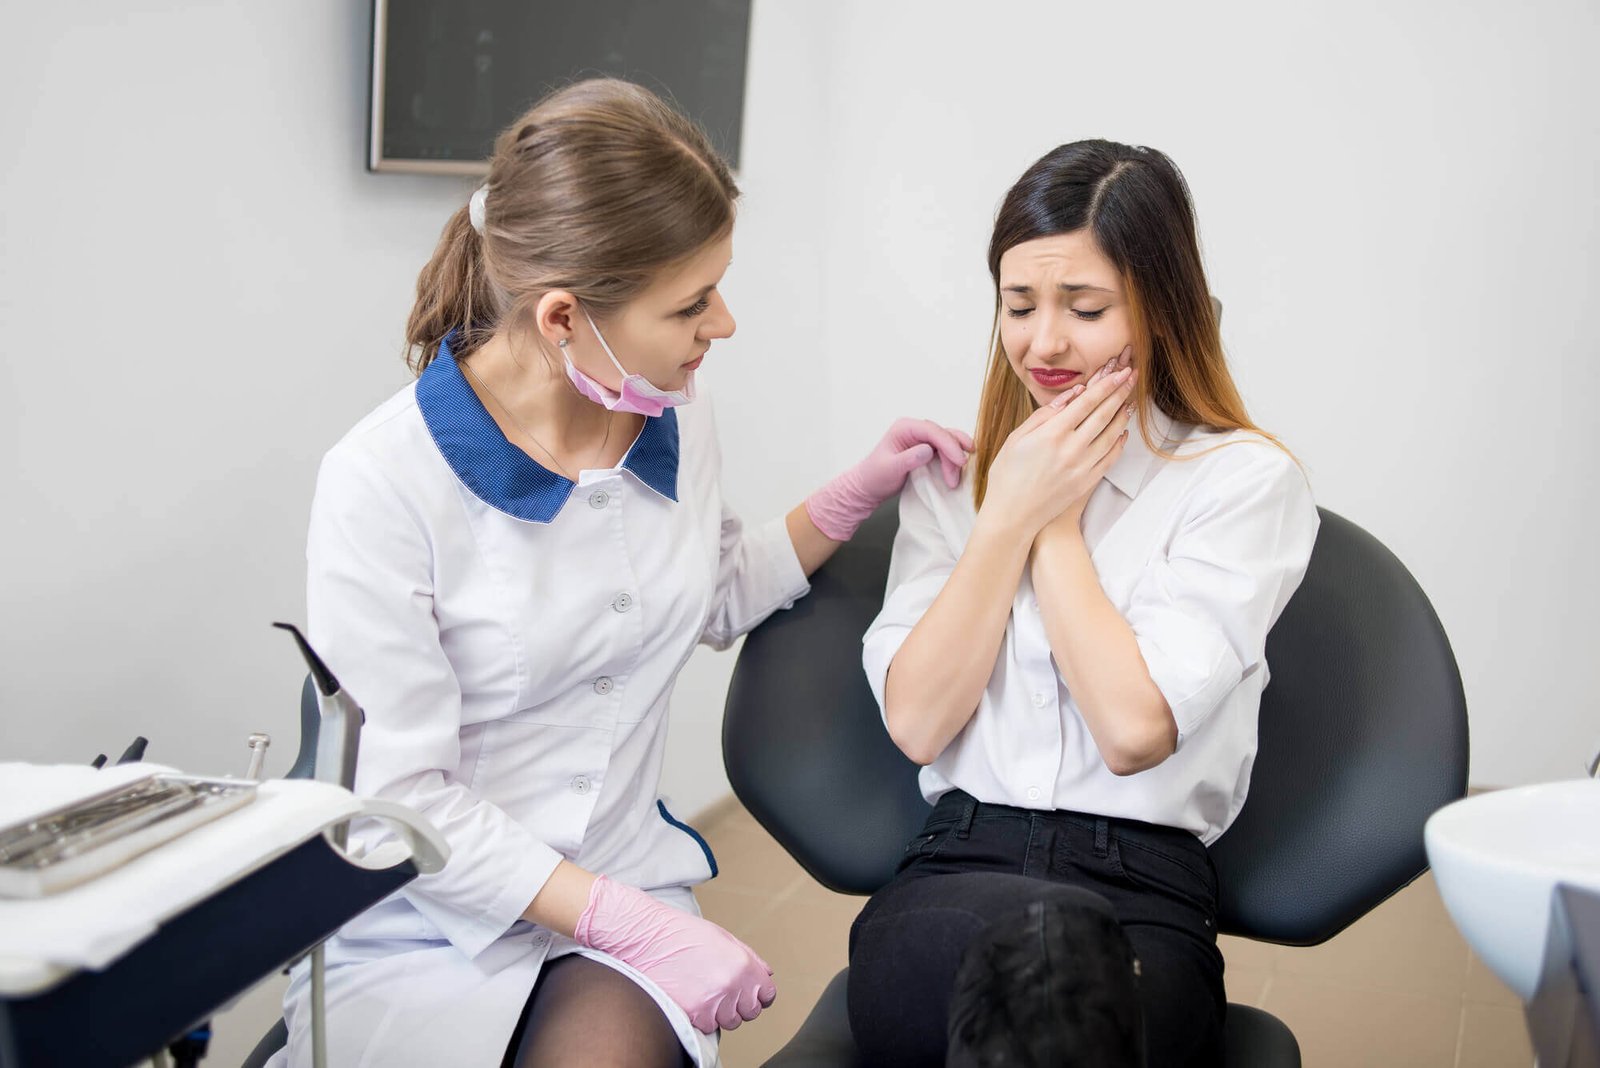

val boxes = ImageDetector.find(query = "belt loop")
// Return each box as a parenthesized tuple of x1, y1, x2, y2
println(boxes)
(956, 793, 978, 840)
(1094, 818, 1110, 858)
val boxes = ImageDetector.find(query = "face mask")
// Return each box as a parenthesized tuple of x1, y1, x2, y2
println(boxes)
(563, 305, 696, 418)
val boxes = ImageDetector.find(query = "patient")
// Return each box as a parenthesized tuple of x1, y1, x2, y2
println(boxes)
(847, 140, 1320, 1066)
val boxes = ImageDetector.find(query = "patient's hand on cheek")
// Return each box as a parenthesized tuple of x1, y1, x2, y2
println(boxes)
(984, 351, 1137, 540)
(1043, 347, 1137, 539)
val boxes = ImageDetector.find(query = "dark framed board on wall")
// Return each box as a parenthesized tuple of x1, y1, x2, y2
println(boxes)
(370, 0, 753, 174)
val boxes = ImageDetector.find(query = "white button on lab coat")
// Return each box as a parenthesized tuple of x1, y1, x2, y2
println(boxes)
(273, 341, 810, 1068)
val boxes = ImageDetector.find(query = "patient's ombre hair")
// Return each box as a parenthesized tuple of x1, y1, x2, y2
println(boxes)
(971, 141, 1288, 509)
(405, 78, 739, 373)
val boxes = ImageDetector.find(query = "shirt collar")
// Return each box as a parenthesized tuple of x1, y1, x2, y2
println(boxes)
(1104, 405, 1177, 500)
(416, 334, 679, 524)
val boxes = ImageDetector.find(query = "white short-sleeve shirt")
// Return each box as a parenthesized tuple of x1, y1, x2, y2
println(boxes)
(861, 409, 1318, 844)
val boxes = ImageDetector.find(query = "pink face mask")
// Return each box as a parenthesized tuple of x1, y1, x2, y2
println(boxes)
(563, 306, 696, 418)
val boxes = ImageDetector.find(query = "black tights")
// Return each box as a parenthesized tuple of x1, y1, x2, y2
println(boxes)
(503, 954, 691, 1068)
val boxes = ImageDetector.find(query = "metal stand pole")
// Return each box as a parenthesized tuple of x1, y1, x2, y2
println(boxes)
(310, 942, 328, 1068)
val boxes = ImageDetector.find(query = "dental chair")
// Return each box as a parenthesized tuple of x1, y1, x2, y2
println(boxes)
(722, 500, 1471, 1066)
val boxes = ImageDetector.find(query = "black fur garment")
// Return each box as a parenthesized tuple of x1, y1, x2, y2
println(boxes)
(945, 899, 1144, 1067)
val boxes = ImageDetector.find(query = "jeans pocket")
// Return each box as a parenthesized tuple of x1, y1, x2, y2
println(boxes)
(1114, 837, 1217, 914)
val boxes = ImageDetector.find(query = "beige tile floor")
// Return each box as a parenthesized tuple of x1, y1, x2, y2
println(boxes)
(694, 801, 1534, 1068)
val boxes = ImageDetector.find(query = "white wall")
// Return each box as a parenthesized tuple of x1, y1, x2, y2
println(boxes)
(0, 5, 475, 1059)
(2, 0, 468, 774)
(809, 0, 1600, 787)
(661, 0, 834, 817)
(0, 0, 829, 817)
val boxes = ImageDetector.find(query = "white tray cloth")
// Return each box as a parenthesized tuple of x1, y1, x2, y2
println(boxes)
(0, 763, 363, 996)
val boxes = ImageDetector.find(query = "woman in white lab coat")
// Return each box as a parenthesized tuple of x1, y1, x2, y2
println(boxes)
(276, 79, 970, 1068)
(846, 141, 1320, 1066)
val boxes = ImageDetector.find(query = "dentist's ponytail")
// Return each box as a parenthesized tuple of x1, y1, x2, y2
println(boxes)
(405, 78, 739, 374)
(406, 204, 498, 373)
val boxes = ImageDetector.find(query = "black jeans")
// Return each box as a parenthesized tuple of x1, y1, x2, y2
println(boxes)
(848, 790, 1225, 1067)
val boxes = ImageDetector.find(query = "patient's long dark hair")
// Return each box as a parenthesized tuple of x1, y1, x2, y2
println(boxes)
(972, 140, 1289, 509)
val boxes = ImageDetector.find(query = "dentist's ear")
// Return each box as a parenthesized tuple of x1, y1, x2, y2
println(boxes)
(533, 289, 581, 348)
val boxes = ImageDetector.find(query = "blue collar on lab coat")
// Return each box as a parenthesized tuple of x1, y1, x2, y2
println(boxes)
(416, 333, 680, 524)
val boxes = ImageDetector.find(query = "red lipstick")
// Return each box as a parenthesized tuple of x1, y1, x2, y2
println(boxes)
(1030, 368, 1081, 389)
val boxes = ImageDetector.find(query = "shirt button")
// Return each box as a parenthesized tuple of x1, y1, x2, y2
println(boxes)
(589, 490, 609, 509)
(571, 775, 592, 795)
(612, 592, 633, 613)
(1032, 692, 1048, 708)
(593, 676, 614, 696)
(1027, 786, 1042, 802)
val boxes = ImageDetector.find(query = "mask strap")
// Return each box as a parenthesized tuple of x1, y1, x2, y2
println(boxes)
(580, 305, 631, 379)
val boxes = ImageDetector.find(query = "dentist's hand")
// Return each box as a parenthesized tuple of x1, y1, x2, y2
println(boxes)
(806, 418, 974, 541)
(574, 874, 776, 1033)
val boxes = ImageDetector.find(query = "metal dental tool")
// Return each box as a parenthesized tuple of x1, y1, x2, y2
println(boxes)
(245, 733, 271, 781)
(271, 623, 365, 814)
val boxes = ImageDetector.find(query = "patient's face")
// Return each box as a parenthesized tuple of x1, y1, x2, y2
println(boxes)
(997, 230, 1133, 409)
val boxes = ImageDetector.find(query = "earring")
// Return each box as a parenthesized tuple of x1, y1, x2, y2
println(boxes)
(558, 338, 568, 349)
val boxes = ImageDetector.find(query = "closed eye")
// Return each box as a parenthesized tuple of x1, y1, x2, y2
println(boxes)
(680, 297, 711, 318)
(1006, 305, 1109, 321)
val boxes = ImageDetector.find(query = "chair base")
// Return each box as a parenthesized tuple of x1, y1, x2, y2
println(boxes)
(763, 968, 1301, 1067)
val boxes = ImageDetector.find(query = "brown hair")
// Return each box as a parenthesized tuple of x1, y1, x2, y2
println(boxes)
(971, 140, 1289, 509)
(404, 78, 739, 373)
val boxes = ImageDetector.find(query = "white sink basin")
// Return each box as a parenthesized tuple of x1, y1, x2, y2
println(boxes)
(1424, 779, 1600, 1001)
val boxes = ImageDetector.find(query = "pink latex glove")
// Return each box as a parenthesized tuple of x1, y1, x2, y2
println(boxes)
(805, 418, 975, 541)
(574, 874, 776, 1033)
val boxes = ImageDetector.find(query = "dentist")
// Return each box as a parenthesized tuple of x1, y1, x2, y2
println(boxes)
(278, 78, 970, 1068)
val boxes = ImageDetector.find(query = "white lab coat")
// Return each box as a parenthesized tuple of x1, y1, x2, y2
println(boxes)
(271, 346, 811, 1067)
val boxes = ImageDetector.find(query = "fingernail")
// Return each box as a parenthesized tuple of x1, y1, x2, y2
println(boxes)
(1116, 367, 1134, 382)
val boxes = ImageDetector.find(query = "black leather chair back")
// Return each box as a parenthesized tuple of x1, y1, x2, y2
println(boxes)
(725, 503, 922, 895)
(1207, 509, 1468, 941)
(722, 502, 1469, 944)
